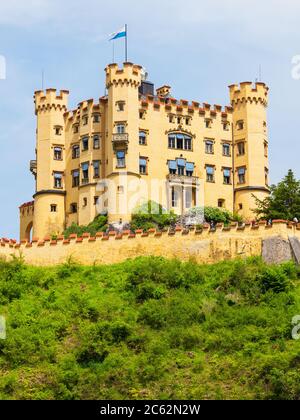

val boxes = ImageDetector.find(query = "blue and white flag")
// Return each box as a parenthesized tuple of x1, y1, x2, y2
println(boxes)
(109, 26, 126, 41)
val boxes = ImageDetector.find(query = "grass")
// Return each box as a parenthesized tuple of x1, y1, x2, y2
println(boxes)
(0, 255, 300, 400)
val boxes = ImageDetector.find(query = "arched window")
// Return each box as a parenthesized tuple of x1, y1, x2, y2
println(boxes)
(168, 133, 192, 150)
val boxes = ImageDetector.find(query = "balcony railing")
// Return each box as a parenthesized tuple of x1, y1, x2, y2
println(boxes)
(167, 173, 199, 185)
(81, 178, 89, 185)
(112, 133, 129, 143)
(30, 160, 37, 177)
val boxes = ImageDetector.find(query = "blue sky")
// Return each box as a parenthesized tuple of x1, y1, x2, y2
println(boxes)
(1, 0, 300, 239)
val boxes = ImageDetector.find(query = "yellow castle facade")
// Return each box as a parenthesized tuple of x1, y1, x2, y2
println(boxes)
(19, 62, 270, 240)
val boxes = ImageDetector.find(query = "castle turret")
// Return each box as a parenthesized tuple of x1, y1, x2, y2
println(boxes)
(32, 89, 69, 238)
(105, 63, 143, 222)
(229, 82, 270, 220)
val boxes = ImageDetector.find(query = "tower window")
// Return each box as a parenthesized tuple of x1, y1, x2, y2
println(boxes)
(205, 140, 214, 154)
(82, 137, 89, 151)
(72, 145, 80, 159)
(239, 203, 243, 210)
(139, 110, 146, 120)
(116, 151, 126, 168)
(54, 147, 62, 161)
(117, 186, 124, 194)
(139, 131, 147, 145)
(237, 120, 244, 130)
(264, 141, 268, 157)
(222, 143, 231, 156)
(83, 197, 88, 207)
(94, 196, 99, 205)
(139, 157, 148, 175)
(237, 142, 245, 156)
(82, 115, 88, 125)
(81, 162, 89, 184)
(93, 114, 100, 123)
(185, 117, 191, 126)
(93, 160, 100, 178)
(237, 167, 246, 184)
(205, 119, 212, 129)
(116, 101, 125, 112)
(54, 126, 62, 136)
(223, 122, 230, 131)
(93, 135, 100, 149)
(169, 115, 175, 123)
(72, 169, 80, 187)
(206, 166, 215, 183)
(73, 124, 79, 134)
(223, 168, 231, 185)
(53, 172, 63, 189)
(50, 204, 57, 213)
(70, 203, 77, 214)
(265, 167, 269, 186)
(177, 117, 182, 125)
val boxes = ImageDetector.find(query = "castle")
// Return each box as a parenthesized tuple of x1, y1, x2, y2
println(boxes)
(19, 62, 270, 240)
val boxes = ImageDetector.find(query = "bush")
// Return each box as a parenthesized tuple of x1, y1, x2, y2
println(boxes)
(63, 215, 108, 238)
(131, 201, 178, 231)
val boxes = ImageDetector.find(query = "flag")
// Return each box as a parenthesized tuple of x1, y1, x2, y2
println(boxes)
(109, 26, 126, 41)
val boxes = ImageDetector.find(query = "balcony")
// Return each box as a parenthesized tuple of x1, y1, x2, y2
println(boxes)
(167, 173, 199, 186)
(112, 133, 129, 150)
(30, 160, 37, 177)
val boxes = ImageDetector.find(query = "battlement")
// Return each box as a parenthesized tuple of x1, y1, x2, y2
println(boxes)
(105, 62, 143, 89)
(229, 82, 269, 106)
(1, 221, 298, 267)
(34, 89, 69, 114)
(19, 201, 34, 217)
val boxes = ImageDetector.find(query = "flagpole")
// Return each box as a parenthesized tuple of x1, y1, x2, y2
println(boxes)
(112, 41, 115, 63)
(125, 24, 128, 62)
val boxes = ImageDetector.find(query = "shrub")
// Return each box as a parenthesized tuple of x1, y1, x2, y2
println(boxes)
(63, 215, 108, 238)
(131, 201, 178, 231)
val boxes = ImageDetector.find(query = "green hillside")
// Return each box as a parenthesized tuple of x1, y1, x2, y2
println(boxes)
(0, 256, 300, 400)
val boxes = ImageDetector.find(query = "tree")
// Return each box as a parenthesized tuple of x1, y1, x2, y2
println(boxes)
(254, 170, 300, 221)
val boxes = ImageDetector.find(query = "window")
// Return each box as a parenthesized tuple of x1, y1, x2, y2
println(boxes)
(117, 186, 124, 194)
(264, 141, 268, 157)
(205, 140, 214, 154)
(186, 162, 194, 177)
(185, 117, 191, 126)
(223, 168, 231, 184)
(139, 131, 147, 145)
(116, 123, 125, 134)
(81, 162, 89, 184)
(237, 142, 245, 156)
(83, 115, 88, 125)
(82, 137, 89, 151)
(50, 204, 57, 212)
(139, 110, 146, 120)
(73, 125, 79, 134)
(184, 136, 192, 150)
(54, 172, 63, 189)
(55, 126, 62, 136)
(265, 167, 269, 186)
(185, 188, 192, 209)
(83, 197, 87, 207)
(70, 203, 77, 214)
(171, 187, 178, 207)
(168, 135, 176, 149)
(94, 196, 99, 205)
(72, 169, 80, 187)
(177, 158, 185, 176)
(72, 145, 80, 159)
(54, 147, 62, 160)
(93, 160, 100, 178)
(116, 101, 125, 112)
(205, 119, 212, 129)
(218, 199, 225, 208)
(177, 117, 182, 125)
(168, 133, 192, 150)
(169, 115, 175, 123)
(237, 167, 246, 184)
(222, 143, 231, 156)
(139, 158, 147, 174)
(168, 160, 177, 175)
(93, 114, 100, 123)
(206, 166, 215, 183)
(223, 122, 229, 131)
(239, 203, 243, 210)
(116, 151, 126, 168)
(237, 120, 244, 130)
(93, 135, 100, 149)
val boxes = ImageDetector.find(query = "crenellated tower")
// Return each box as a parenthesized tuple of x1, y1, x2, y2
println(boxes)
(32, 89, 69, 238)
(105, 63, 143, 222)
(229, 82, 270, 220)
